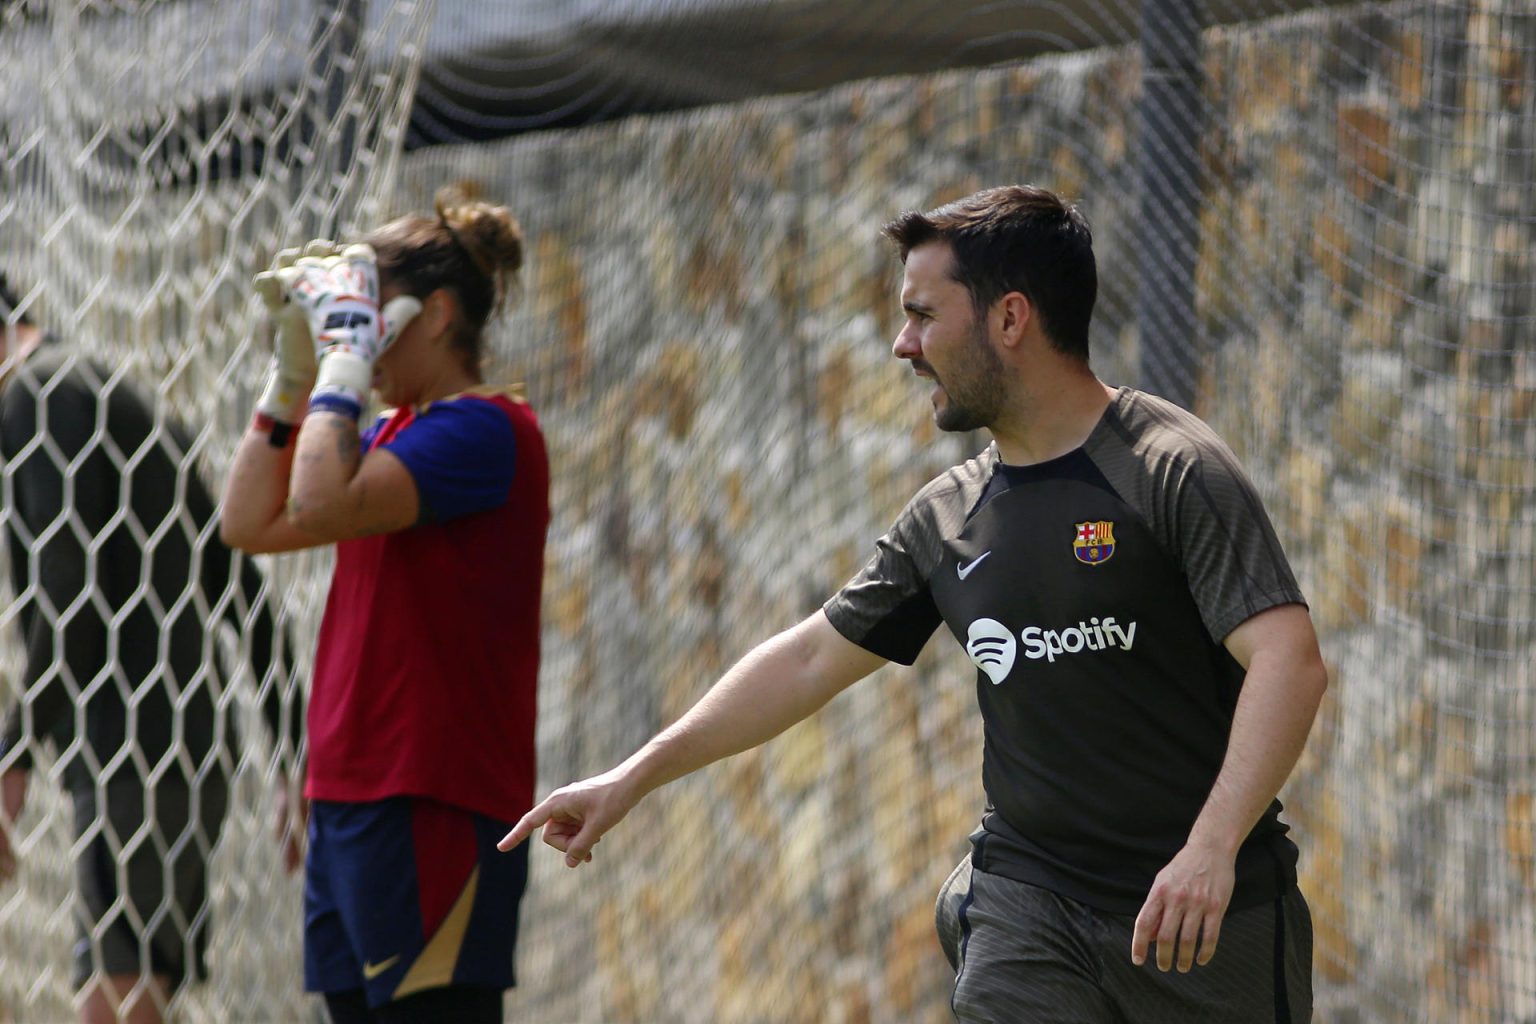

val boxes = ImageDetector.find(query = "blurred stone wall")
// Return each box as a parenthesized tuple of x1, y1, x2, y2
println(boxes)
(388, 2, 1531, 1021)
(1197, 5, 1536, 1022)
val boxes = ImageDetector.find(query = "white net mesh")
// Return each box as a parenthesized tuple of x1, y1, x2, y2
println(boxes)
(0, 2, 431, 1020)
(3, 1, 1535, 1022)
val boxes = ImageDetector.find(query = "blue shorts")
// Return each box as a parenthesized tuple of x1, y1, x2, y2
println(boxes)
(303, 796, 529, 1007)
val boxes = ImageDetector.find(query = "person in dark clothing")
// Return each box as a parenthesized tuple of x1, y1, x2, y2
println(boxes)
(501, 186, 1327, 1023)
(0, 272, 301, 1024)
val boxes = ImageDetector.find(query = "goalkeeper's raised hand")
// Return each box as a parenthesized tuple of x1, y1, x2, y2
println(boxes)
(251, 240, 331, 429)
(285, 244, 421, 420)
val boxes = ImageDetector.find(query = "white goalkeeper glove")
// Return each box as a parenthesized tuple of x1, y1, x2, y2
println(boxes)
(286, 244, 421, 419)
(251, 240, 334, 426)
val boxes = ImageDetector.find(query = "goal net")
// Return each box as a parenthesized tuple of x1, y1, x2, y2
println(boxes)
(0, 1, 432, 1020)
(2, 1, 1533, 1022)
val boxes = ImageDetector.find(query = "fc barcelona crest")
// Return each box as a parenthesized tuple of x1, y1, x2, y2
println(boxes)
(1073, 521, 1116, 565)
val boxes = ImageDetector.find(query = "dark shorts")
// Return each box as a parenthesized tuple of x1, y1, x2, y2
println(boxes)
(935, 858, 1313, 1024)
(71, 779, 228, 992)
(304, 796, 529, 1008)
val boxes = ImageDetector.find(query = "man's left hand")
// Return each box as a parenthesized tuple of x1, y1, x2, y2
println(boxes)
(1131, 840, 1235, 972)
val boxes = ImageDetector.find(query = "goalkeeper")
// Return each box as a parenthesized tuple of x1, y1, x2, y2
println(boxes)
(0, 272, 302, 1024)
(503, 186, 1328, 1023)
(220, 186, 547, 1024)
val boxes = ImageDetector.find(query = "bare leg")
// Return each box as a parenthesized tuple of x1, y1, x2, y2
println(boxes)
(79, 973, 172, 1024)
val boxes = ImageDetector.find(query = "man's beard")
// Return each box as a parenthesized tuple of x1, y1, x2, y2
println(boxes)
(933, 317, 1006, 433)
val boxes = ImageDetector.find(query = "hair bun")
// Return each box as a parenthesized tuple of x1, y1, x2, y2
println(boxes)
(435, 183, 523, 284)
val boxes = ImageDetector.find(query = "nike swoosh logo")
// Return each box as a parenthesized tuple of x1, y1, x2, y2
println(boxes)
(363, 955, 401, 981)
(957, 551, 992, 580)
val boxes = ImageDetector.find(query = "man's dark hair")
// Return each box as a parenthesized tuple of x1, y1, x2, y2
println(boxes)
(883, 185, 1097, 361)
(0, 270, 32, 326)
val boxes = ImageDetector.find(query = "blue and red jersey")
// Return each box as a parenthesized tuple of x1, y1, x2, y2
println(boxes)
(305, 388, 549, 823)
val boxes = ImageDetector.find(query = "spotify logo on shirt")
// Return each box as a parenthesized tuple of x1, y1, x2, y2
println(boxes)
(965, 616, 1138, 684)
(965, 619, 1017, 685)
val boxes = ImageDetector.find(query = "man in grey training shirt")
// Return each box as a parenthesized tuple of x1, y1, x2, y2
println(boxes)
(499, 186, 1327, 1023)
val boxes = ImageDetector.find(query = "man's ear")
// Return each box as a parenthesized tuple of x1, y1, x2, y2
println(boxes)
(995, 291, 1032, 349)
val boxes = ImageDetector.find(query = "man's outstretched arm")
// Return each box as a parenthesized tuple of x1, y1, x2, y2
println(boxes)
(499, 610, 887, 866)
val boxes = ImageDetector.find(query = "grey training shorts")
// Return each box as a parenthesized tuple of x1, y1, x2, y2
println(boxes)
(935, 857, 1313, 1023)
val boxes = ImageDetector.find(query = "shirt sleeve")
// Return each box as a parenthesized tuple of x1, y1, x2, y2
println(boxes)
(378, 397, 518, 524)
(1171, 443, 1306, 644)
(822, 496, 942, 666)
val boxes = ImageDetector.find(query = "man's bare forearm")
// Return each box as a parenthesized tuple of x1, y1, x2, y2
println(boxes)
(500, 611, 889, 862)
(1188, 638, 1327, 854)
(614, 612, 884, 802)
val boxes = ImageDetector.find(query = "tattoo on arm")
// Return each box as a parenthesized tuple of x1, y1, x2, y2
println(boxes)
(285, 413, 395, 537)
(334, 425, 359, 466)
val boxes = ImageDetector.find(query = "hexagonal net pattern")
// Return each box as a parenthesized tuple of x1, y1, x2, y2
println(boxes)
(0, 2, 432, 1021)
(5, 2, 1536, 1022)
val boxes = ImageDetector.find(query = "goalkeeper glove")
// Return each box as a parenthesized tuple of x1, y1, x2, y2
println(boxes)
(251, 240, 335, 426)
(286, 244, 421, 419)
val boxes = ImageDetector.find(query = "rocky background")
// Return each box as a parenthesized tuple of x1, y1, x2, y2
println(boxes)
(1, 0, 1532, 1021)
(394, 2, 1536, 1020)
